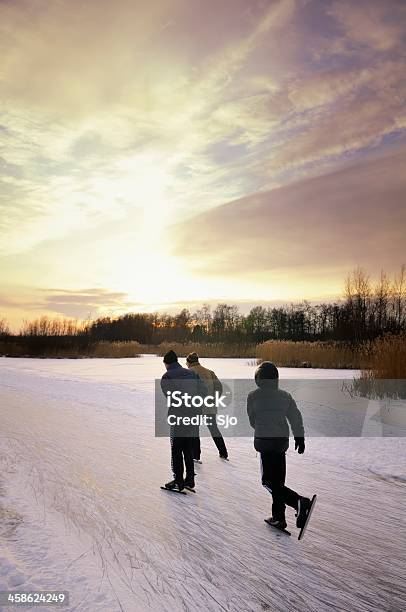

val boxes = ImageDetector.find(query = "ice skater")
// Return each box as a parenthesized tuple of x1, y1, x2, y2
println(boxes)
(186, 352, 229, 462)
(247, 361, 316, 537)
(160, 350, 206, 493)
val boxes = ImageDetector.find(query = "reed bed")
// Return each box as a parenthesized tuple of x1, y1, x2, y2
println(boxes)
(90, 341, 141, 358)
(256, 340, 361, 369)
(2, 336, 405, 380)
(352, 334, 406, 399)
(358, 334, 406, 379)
(139, 342, 256, 359)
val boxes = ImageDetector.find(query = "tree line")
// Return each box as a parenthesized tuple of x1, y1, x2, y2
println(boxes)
(0, 266, 405, 355)
(88, 266, 406, 344)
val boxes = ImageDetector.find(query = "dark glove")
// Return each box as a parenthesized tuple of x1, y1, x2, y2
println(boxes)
(295, 437, 305, 454)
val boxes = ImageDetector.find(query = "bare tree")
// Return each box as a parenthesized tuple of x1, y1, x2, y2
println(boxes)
(345, 267, 372, 341)
(391, 264, 406, 328)
(375, 270, 390, 331)
(0, 317, 10, 337)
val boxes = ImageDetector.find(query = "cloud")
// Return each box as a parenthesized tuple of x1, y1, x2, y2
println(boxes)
(0, 0, 178, 116)
(0, 295, 26, 309)
(265, 66, 406, 176)
(41, 288, 140, 318)
(0, 287, 139, 321)
(0, 1, 191, 255)
(171, 147, 406, 280)
(0, 0, 305, 257)
(328, 0, 406, 52)
(0, 0, 405, 314)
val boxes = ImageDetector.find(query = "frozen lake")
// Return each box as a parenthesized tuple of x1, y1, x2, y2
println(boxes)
(0, 356, 405, 611)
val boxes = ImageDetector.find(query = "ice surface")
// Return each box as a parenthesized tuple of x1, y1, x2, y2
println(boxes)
(0, 356, 405, 611)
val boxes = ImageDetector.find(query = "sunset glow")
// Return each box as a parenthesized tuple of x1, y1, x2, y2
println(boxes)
(1, 0, 405, 327)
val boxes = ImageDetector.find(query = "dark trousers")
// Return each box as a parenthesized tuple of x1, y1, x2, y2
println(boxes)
(191, 417, 228, 460)
(260, 452, 299, 520)
(191, 435, 200, 460)
(171, 436, 194, 484)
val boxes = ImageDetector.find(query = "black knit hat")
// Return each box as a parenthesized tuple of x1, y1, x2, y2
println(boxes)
(163, 350, 178, 364)
(186, 352, 199, 364)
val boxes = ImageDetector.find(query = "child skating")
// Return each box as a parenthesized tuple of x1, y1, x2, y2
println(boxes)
(247, 361, 316, 539)
(186, 352, 229, 462)
(160, 350, 206, 493)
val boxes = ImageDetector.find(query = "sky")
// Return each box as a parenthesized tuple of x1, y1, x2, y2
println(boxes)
(0, 0, 405, 328)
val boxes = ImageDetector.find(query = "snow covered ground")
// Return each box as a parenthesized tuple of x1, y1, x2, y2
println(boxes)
(0, 356, 405, 612)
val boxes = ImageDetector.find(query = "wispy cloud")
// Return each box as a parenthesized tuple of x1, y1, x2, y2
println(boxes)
(328, 0, 405, 52)
(171, 147, 406, 297)
(41, 288, 140, 319)
(0, 287, 139, 322)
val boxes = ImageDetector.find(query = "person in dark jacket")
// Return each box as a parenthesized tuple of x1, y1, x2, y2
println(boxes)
(161, 350, 206, 492)
(247, 361, 312, 530)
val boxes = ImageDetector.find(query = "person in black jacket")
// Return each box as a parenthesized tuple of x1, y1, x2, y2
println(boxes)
(247, 361, 312, 530)
(161, 350, 206, 492)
